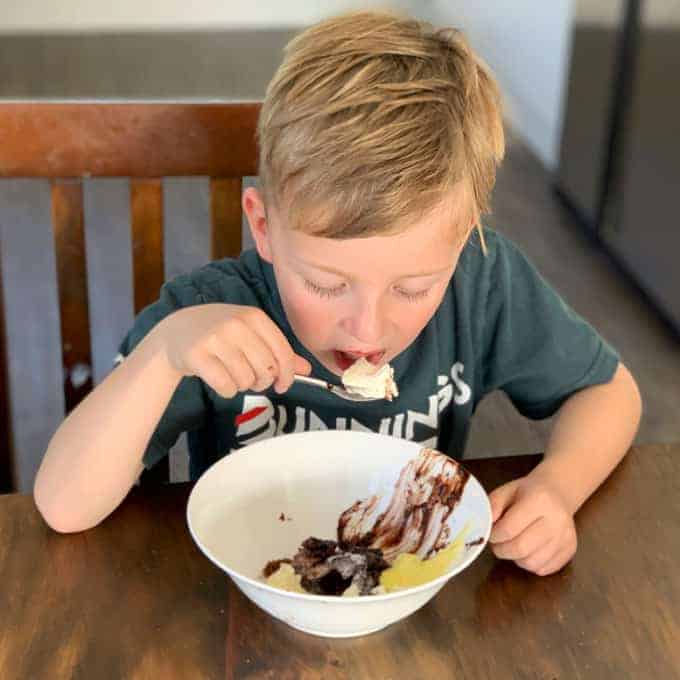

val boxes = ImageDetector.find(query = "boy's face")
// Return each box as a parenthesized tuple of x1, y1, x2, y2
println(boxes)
(243, 187, 469, 377)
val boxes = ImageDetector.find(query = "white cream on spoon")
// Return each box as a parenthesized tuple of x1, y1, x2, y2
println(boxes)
(341, 357, 399, 401)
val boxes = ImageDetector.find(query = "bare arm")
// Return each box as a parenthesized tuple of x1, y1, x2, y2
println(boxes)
(489, 362, 642, 575)
(33, 321, 182, 533)
(34, 303, 311, 534)
(530, 361, 642, 512)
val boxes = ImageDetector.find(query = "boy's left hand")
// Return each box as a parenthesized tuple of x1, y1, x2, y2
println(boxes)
(488, 471, 577, 576)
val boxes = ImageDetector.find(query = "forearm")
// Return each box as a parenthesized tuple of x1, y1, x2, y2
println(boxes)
(530, 363, 642, 514)
(34, 319, 182, 532)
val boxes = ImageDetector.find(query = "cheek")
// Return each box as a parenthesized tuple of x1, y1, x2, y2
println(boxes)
(278, 282, 339, 344)
(394, 293, 446, 344)
(398, 306, 434, 339)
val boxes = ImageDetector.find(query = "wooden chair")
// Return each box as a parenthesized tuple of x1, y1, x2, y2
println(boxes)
(0, 102, 260, 493)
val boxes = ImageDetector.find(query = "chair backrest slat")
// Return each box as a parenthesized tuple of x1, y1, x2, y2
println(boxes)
(130, 178, 165, 314)
(129, 177, 169, 486)
(211, 177, 244, 261)
(52, 179, 93, 412)
(0, 241, 13, 493)
(0, 102, 260, 492)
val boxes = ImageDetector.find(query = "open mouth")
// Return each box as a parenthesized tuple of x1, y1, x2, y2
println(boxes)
(333, 350, 385, 371)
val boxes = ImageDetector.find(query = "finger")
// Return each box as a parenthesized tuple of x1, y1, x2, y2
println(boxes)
(236, 338, 280, 391)
(490, 494, 540, 544)
(240, 313, 298, 393)
(214, 321, 279, 392)
(514, 537, 559, 574)
(252, 370, 276, 392)
(535, 544, 576, 576)
(518, 541, 571, 576)
(491, 517, 549, 561)
(220, 349, 257, 392)
(196, 354, 238, 399)
(488, 480, 520, 524)
(534, 531, 577, 576)
(294, 354, 312, 376)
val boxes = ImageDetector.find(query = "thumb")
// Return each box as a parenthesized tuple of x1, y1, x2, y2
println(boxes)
(489, 479, 521, 524)
(294, 354, 312, 376)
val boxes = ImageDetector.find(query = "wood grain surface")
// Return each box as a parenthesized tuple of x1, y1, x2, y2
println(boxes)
(1, 444, 678, 679)
(0, 103, 260, 178)
(211, 178, 244, 261)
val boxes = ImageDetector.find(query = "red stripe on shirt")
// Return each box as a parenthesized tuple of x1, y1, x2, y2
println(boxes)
(235, 406, 268, 426)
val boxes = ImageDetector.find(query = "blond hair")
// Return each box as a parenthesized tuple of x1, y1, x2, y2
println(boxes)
(257, 10, 505, 246)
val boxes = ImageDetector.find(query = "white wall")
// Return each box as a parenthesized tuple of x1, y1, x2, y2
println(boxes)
(411, 1, 575, 170)
(0, 0, 413, 32)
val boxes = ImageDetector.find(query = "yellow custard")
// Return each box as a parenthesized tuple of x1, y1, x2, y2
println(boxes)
(265, 562, 305, 593)
(379, 524, 472, 592)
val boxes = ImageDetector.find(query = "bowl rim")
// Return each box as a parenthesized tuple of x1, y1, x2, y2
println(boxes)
(186, 430, 492, 603)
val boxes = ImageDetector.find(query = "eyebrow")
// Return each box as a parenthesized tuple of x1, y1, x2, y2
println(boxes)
(292, 257, 454, 280)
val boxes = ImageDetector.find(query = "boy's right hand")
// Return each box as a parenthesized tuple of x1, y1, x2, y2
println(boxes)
(157, 304, 312, 397)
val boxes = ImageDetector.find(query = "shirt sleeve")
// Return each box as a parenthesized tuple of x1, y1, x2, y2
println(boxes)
(481, 235, 620, 419)
(116, 276, 209, 470)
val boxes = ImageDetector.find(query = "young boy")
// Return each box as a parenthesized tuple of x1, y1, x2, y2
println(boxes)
(34, 10, 641, 577)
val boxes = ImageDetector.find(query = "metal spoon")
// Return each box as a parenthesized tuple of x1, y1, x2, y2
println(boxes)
(293, 374, 380, 402)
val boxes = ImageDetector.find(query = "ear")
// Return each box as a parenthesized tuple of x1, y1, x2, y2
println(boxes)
(242, 186, 273, 262)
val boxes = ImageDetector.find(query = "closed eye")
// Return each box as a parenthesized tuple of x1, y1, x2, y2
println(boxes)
(304, 279, 346, 298)
(394, 286, 431, 302)
(305, 278, 431, 302)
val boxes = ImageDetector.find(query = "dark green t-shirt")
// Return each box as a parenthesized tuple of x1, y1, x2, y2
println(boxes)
(118, 228, 619, 479)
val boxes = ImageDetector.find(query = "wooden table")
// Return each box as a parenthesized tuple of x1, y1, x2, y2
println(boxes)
(1, 443, 678, 679)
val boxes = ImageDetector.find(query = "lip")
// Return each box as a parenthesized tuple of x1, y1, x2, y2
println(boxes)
(333, 349, 385, 371)
(344, 350, 383, 358)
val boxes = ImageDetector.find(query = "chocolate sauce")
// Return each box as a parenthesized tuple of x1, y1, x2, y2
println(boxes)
(263, 448, 471, 596)
(263, 558, 292, 578)
(337, 448, 470, 563)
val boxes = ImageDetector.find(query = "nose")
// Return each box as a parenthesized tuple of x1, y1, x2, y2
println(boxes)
(340, 295, 387, 346)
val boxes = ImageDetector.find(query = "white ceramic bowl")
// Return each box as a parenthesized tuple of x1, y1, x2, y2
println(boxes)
(187, 430, 491, 638)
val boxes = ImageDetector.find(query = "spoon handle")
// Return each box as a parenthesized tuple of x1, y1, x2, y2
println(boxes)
(293, 374, 333, 390)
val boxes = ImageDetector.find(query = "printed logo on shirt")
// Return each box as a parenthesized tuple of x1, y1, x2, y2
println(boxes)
(232, 361, 471, 451)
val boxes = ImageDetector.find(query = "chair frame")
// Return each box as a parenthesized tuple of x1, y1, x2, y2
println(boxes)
(0, 102, 260, 491)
